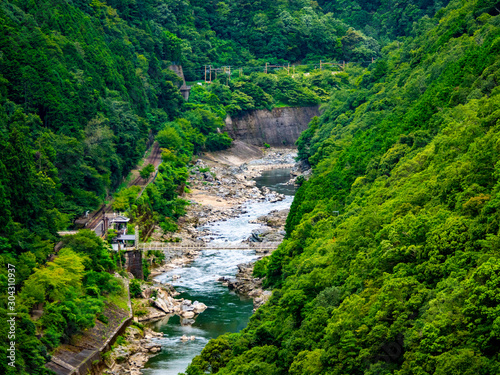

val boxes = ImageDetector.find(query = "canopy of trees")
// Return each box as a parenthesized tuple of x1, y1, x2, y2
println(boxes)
(0, 0, 482, 373)
(184, 0, 500, 374)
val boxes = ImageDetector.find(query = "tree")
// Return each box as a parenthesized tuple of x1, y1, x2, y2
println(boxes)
(21, 249, 85, 305)
(140, 164, 155, 180)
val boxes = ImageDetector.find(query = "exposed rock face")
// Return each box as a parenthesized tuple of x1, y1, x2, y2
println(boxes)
(225, 106, 320, 146)
(133, 285, 207, 323)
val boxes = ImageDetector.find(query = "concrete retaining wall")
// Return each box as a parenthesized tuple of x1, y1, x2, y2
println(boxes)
(225, 106, 320, 147)
(124, 250, 144, 280)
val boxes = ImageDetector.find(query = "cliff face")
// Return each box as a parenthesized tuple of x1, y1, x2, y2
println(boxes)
(224, 106, 320, 146)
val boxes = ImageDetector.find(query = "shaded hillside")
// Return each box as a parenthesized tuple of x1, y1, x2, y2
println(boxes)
(101, 0, 449, 79)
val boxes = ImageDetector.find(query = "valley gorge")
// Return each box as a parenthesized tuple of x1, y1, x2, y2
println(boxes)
(2, 0, 500, 374)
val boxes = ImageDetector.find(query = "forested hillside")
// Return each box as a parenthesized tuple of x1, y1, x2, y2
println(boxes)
(0, 0, 472, 373)
(101, 0, 450, 78)
(185, 0, 500, 374)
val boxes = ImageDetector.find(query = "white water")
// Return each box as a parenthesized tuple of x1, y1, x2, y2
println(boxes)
(143, 169, 294, 375)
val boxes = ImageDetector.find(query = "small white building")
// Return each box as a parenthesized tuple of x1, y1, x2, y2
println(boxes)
(109, 215, 137, 250)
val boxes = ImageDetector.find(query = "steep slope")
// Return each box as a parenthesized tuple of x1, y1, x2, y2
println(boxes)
(184, 0, 500, 374)
(0, 0, 474, 373)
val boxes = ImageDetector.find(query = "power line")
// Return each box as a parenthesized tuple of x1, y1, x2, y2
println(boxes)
(179, 59, 376, 80)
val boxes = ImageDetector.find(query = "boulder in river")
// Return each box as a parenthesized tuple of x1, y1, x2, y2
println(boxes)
(248, 227, 272, 242)
(180, 311, 195, 319)
(192, 301, 208, 313)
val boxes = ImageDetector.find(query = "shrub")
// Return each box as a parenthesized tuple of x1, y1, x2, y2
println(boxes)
(205, 132, 233, 151)
(129, 279, 142, 298)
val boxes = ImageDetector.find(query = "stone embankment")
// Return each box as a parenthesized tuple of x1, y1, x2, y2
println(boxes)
(46, 276, 133, 375)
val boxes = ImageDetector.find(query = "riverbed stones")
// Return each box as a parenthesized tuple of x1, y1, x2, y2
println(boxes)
(180, 311, 195, 319)
(104, 326, 162, 375)
(192, 301, 208, 313)
(124, 147, 298, 374)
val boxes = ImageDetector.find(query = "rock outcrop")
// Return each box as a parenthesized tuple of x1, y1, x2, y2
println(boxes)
(104, 325, 162, 375)
(133, 285, 207, 323)
(225, 106, 320, 147)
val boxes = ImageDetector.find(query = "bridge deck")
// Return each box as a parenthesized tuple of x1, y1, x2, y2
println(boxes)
(133, 241, 281, 252)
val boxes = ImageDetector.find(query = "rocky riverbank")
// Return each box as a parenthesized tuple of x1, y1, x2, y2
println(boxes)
(147, 148, 297, 265)
(104, 284, 208, 375)
(106, 147, 299, 375)
(103, 325, 162, 375)
(217, 207, 289, 310)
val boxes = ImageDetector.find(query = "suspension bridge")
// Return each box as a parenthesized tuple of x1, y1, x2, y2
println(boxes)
(134, 241, 281, 252)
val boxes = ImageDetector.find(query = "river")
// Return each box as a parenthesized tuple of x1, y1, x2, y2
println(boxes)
(142, 168, 295, 375)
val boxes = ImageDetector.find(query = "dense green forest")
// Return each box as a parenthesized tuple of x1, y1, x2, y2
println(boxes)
(0, 0, 479, 373)
(185, 0, 500, 374)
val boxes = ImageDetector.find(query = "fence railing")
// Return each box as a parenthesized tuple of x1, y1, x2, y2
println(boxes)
(135, 241, 281, 252)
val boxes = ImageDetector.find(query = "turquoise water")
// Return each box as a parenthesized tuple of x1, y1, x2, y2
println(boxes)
(254, 168, 297, 196)
(143, 249, 256, 375)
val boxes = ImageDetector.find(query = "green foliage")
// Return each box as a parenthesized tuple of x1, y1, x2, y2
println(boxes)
(185, 108, 225, 136)
(61, 230, 115, 272)
(140, 164, 155, 180)
(146, 250, 166, 265)
(129, 279, 142, 298)
(112, 186, 141, 212)
(253, 257, 270, 279)
(0, 0, 468, 373)
(142, 258, 151, 280)
(186, 335, 234, 374)
(157, 127, 185, 152)
(84, 271, 123, 296)
(205, 133, 233, 151)
(186, 1, 500, 374)
(21, 249, 85, 305)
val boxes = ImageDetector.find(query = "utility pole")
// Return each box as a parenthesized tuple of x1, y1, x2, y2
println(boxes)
(287, 63, 290, 75)
(320, 60, 322, 70)
(204, 65, 207, 83)
(342, 61, 345, 70)
(265, 62, 268, 74)
(209, 65, 212, 83)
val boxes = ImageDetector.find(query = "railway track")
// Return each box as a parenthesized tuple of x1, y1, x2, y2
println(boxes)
(127, 142, 162, 188)
(86, 204, 113, 231)
(74, 142, 163, 232)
